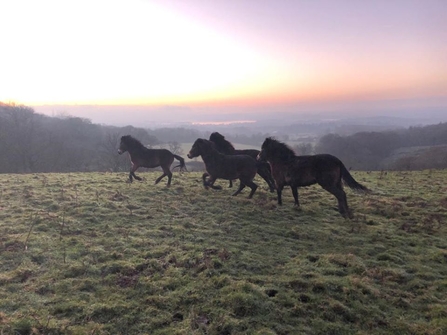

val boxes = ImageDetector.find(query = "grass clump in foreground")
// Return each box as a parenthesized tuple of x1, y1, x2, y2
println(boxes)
(0, 170, 447, 334)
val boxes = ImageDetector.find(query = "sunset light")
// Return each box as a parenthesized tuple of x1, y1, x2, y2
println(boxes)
(0, 0, 446, 114)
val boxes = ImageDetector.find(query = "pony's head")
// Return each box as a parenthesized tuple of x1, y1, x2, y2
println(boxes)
(118, 135, 131, 154)
(209, 132, 225, 142)
(118, 135, 144, 154)
(187, 138, 212, 159)
(257, 137, 274, 161)
(258, 137, 295, 162)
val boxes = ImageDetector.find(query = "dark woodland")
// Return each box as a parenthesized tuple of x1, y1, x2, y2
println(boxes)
(1, 103, 446, 173)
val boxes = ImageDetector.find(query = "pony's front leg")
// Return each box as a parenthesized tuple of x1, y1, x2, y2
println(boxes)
(207, 176, 222, 190)
(291, 186, 300, 207)
(130, 164, 142, 181)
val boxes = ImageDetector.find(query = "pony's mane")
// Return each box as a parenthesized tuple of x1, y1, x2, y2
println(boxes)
(209, 132, 235, 154)
(121, 135, 146, 150)
(200, 138, 219, 151)
(264, 137, 296, 160)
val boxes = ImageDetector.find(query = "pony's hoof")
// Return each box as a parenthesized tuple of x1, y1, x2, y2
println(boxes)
(340, 210, 353, 219)
(214, 185, 222, 190)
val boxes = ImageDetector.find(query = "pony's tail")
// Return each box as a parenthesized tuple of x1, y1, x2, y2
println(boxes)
(172, 154, 187, 172)
(341, 164, 370, 193)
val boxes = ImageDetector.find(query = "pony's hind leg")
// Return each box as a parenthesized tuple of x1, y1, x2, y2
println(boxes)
(155, 166, 173, 186)
(154, 173, 166, 185)
(291, 186, 300, 207)
(202, 173, 210, 189)
(245, 180, 258, 199)
(232, 181, 246, 197)
(131, 171, 142, 181)
(276, 185, 284, 205)
(166, 171, 173, 186)
(321, 184, 352, 219)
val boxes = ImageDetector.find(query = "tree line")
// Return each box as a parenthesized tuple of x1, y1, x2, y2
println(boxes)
(1, 103, 446, 173)
(0, 104, 161, 173)
(315, 123, 447, 170)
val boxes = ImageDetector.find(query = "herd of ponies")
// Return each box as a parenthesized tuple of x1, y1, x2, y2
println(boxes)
(118, 132, 370, 218)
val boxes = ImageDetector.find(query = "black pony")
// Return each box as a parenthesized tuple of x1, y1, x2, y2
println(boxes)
(209, 132, 276, 192)
(258, 137, 369, 218)
(118, 135, 186, 186)
(187, 138, 258, 198)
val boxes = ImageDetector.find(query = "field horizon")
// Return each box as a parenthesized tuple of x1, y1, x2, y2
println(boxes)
(1, 170, 446, 334)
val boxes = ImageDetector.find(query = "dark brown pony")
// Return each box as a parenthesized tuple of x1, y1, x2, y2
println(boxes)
(258, 137, 370, 218)
(187, 138, 258, 198)
(118, 135, 186, 186)
(209, 132, 276, 192)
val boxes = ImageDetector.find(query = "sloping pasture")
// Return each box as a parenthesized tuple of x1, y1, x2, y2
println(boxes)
(0, 170, 446, 334)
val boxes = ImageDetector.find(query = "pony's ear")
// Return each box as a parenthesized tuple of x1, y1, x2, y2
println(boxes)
(266, 137, 276, 145)
(210, 132, 224, 140)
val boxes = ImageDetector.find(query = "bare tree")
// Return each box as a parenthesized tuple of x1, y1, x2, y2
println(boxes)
(168, 141, 184, 155)
(293, 143, 313, 155)
(99, 131, 128, 172)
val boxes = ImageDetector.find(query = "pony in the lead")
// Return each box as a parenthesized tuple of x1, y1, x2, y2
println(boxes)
(118, 135, 186, 186)
(257, 137, 369, 218)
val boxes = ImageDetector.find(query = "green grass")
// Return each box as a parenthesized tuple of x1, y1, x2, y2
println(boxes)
(1, 170, 447, 334)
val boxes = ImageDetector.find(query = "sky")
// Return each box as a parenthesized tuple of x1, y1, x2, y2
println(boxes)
(1, 0, 446, 123)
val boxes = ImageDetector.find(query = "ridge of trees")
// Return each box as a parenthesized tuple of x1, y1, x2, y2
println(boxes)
(0, 104, 155, 173)
(315, 123, 447, 170)
(1, 103, 446, 173)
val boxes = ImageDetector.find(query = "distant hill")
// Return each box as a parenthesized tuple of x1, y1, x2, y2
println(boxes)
(316, 122, 447, 170)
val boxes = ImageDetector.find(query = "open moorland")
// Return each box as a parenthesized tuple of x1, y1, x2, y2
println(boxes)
(0, 170, 447, 334)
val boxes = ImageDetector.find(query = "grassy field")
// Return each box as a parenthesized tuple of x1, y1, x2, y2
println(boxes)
(0, 170, 447, 334)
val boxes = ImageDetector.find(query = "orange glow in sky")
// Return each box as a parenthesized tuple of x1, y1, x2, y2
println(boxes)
(0, 0, 446, 112)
